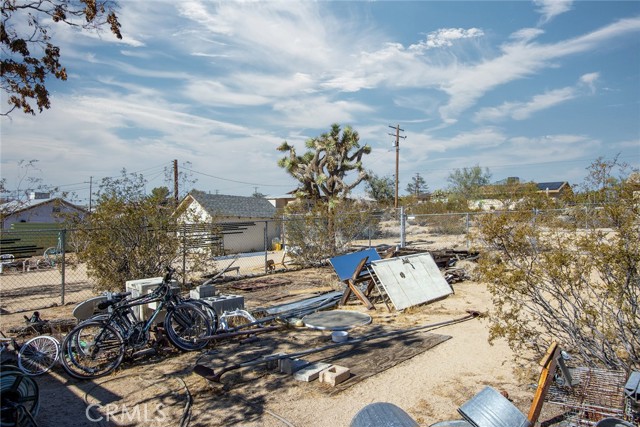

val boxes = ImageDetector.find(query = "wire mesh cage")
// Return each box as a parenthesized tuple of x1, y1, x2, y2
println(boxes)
(546, 366, 632, 426)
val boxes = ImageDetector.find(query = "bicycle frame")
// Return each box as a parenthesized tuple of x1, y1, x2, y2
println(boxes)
(100, 281, 176, 344)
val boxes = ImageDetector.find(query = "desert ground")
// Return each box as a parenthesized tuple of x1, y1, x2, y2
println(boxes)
(0, 262, 572, 427)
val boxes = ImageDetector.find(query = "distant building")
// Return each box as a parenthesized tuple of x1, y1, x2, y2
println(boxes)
(175, 190, 278, 254)
(266, 193, 297, 212)
(0, 192, 87, 229)
(535, 181, 572, 199)
(471, 179, 572, 211)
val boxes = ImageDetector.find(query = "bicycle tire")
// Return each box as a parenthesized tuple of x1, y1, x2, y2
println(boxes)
(164, 303, 211, 351)
(18, 335, 60, 376)
(184, 299, 219, 332)
(0, 369, 39, 426)
(60, 321, 124, 379)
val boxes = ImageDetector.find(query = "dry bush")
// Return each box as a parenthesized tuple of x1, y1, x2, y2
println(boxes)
(474, 181, 639, 370)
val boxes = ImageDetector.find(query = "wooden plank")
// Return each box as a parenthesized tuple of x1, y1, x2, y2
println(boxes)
(527, 342, 560, 425)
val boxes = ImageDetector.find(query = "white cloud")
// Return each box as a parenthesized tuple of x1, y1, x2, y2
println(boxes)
(534, 0, 574, 25)
(474, 72, 602, 123)
(475, 87, 576, 122)
(438, 16, 640, 124)
(579, 72, 600, 93)
(183, 80, 270, 107)
(410, 28, 484, 51)
(271, 96, 374, 128)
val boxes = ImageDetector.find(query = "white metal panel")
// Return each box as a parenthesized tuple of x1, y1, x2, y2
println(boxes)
(370, 253, 452, 310)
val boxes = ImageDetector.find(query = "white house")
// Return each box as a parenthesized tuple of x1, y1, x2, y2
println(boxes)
(1, 193, 87, 229)
(176, 191, 278, 254)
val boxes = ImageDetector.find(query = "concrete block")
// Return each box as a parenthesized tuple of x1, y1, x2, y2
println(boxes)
(279, 358, 310, 375)
(190, 284, 216, 299)
(265, 353, 286, 371)
(319, 365, 350, 386)
(294, 362, 332, 382)
(201, 295, 244, 314)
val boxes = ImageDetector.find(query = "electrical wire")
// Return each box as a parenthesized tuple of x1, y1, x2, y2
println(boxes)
(182, 166, 290, 188)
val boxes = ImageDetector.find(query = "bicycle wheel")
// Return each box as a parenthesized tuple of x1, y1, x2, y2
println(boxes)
(60, 321, 124, 379)
(164, 303, 211, 351)
(185, 299, 219, 332)
(0, 369, 39, 427)
(18, 335, 60, 376)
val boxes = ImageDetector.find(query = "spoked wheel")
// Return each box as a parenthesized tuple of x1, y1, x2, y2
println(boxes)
(18, 335, 60, 376)
(0, 368, 39, 427)
(185, 299, 219, 332)
(164, 303, 211, 351)
(61, 321, 124, 379)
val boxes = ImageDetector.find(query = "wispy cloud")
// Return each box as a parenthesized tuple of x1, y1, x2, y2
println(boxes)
(410, 28, 484, 51)
(534, 0, 574, 25)
(438, 16, 640, 124)
(473, 72, 600, 123)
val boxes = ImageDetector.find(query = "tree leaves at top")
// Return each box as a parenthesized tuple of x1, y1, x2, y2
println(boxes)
(405, 174, 428, 196)
(447, 165, 492, 200)
(1, 0, 122, 116)
(277, 124, 371, 201)
(365, 171, 394, 205)
(72, 169, 178, 291)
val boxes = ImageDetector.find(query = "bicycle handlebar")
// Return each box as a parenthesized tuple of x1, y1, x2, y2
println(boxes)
(97, 291, 132, 310)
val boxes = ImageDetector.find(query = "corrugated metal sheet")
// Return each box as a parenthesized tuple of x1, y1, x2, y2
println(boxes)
(370, 253, 453, 311)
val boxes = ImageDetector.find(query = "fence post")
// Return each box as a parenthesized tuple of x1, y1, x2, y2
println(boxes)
(399, 206, 406, 248)
(182, 223, 186, 288)
(466, 213, 470, 250)
(264, 221, 268, 273)
(60, 229, 66, 306)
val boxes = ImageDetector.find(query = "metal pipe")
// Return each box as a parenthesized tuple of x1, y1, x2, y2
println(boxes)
(197, 325, 283, 342)
(194, 310, 481, 382)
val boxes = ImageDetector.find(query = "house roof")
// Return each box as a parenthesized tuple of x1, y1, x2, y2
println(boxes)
(0, 197, 87, 216)
(188, 190, 276, 219)
(536, 182, 569, 192)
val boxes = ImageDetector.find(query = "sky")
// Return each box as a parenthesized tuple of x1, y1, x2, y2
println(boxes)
(1, 0, 639, 203)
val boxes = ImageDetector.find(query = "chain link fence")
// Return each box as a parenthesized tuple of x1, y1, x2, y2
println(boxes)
(0, 205, 600, 314)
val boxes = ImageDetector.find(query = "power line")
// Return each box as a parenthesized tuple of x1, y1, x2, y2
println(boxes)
(181, 167, 291, 188)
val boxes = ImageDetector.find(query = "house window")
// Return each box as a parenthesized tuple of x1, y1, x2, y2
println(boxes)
(52, 207, 61, 213)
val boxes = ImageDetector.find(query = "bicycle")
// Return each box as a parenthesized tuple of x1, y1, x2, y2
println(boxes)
(1, 332, 60, 377)
(60, 267, 212, 379)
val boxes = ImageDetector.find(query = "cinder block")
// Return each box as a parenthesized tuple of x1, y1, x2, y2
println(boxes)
(190, 284, 216, 299)
(279, 358, 310, 375)
(265, 353, 286, 370)
(294, 362, 332, 382)
(201, 295, 244, 314)
(319, 365, 350, 386)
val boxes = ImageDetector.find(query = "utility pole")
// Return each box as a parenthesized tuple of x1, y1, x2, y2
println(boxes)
(388, 124, 406, 208)
(88, 176, 93, 212)
(173, 159, 179, 206)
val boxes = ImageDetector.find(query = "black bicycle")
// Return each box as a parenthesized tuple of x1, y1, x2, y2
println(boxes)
(60, 267, 212, 379)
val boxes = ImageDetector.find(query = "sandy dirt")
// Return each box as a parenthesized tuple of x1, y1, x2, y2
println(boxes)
(0, 258, 571, 427)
